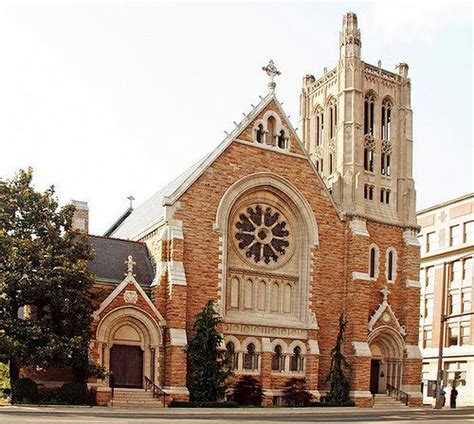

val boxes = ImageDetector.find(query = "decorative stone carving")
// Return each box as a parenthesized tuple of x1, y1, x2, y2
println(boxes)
(222, 322, 308, 339)
(123, 290, 138, 304)
(364, 134, 375, 150)
(381, 140, 392, 155)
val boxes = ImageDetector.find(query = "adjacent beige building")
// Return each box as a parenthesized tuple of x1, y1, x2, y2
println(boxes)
(417, 193, 474, 406)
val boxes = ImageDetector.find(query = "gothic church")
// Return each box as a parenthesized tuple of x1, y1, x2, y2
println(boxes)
(38, 12, 423, 407)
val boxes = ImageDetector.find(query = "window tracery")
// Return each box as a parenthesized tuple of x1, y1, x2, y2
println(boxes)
(235, 205, 290, 264)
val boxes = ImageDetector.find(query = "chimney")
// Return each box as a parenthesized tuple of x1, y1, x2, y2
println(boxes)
(71, 200, 89, 233)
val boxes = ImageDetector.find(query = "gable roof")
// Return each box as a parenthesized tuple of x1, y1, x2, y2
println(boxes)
(108, 91, 340, 240)
(88, 235, 154, 285)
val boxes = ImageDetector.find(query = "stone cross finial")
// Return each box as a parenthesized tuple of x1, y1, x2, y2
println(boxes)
(127, 194, 135, 209)
(262, 59, 281, 92)
(380, 286, 390, 304)
(125, 255, 136, 277)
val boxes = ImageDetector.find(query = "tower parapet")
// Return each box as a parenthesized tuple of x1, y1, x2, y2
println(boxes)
(300, 12, 416, 227)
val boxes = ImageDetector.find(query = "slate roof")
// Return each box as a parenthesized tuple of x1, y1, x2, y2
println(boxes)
(88, 235, 154, 286)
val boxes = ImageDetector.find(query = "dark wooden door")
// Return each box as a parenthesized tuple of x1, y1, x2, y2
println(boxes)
(110, 345, 143, 388)
(370, 360, 380, 394)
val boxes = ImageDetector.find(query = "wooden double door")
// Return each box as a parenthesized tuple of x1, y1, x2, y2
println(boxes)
(110, 345, 144, 388)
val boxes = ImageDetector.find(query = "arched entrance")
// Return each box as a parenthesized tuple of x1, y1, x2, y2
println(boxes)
(96, 306, 162, 388)
(368, 326, 404, 395)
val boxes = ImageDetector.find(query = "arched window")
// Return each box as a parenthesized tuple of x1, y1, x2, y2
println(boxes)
(277, 130, 287, 149)
(385, 190, 391, 204)
(381, 153, 391, 176)
(257, 281, 266, 311)
(369, 247, 377, 278)
(267, 116, 277, 146)
(328, 99, 337, 139)
(364, 184, 374, 200)
(380, 188, 385, 203)
(225, 342, 238, 370)
(388, 250, 394, 281)
(364, 93, 375, 135)
(283, 284, 292, 313)
(255, 123, 264, 143)
(272, 345, 284, 371)
(230, 277, 240, 309)
(386, 248, 397, 283)
(243, 343, 258, 370)
(315, 109, 325, 146)
(364, 146, 374, 172)
(381, 99, 392, 141)
(329, 153, 334, 175)
(290, 346, 303, 372)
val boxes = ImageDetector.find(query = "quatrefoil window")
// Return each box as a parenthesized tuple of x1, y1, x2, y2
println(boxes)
(235, 205, 290, 264)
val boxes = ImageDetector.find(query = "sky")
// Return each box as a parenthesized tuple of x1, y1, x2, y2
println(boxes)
(0, 1, 472, 235)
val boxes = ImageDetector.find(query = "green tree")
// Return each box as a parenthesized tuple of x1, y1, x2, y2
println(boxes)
(187, 301, 231, 402)
(233, 375, 263, 406)
(326, 314, 351, 404)
(0, 168, 98, 390)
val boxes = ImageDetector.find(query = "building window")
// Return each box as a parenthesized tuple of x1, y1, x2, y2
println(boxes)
(369, 246, 378, 278)
(424, 297, 433, 323)
(461, 326, 470, 346)
(381, 153, 391, 176)
(255, 124, 264, 143)
(426, 267, 435, 291)
(450, 225, 462, 246)
(329, 153, 334, 174)
(277, 130, 288, 149)
(271, 345, 284, 372)
(364, 147, 374, 172)
(385, 190, 390, 204)
(426, 232, 437, 252)
(447, 326, 459, 347)
(290, 346, 304, 372)
(364, 184, 374, 200)
(387, 249, 396, 282)
(364, 93, 375, 136)
(243, 343, 258, 370)
(448, 293, 461, 315)
(423, 328, 432, 348)
(315, 110, 325, 146)
(464, 258, 472, 286)
(451, 261, 462, 285)
(444, 361, 467, 386)
(464, 221, 474, 243)
(462, 291, 471, 313)
(380, 188, 385, 203)
(225, 342, 238, 370)
(381, 99, 392, 141)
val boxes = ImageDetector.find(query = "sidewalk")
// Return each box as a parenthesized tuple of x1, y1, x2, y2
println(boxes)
(0, 404, 448, 417)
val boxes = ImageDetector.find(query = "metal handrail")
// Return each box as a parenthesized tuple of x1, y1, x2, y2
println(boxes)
(387, 383, 409, 406)
(144, 376, 167, 405)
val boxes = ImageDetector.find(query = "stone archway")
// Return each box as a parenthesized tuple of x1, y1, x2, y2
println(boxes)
(96, 306, 162, 387)
(368, 326, 404, 395)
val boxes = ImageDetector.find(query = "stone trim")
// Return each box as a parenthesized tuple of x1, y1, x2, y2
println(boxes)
(349, 390, 372, 398)
(404, 344, 422, 359)
(405, 279, 420, 288)
(234, 139, 305, 159)
(93, 272, 166, 326)
(169, 220, 184, 239)
(168, 261, 187, 286)
(352, 272, 371, 281)
(403, 228, 420, 246)
(169, 328, 187, 347)
(162, 386, 190, 395)
(352, 341, 371, 356)
(308, 339, 320, 355)
(350, 218, 369, 237)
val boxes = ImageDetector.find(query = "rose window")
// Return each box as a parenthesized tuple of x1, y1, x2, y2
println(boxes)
(235, 205, 290, 264)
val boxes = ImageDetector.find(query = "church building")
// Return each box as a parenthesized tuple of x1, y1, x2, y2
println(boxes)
(62, 12, 422, 407)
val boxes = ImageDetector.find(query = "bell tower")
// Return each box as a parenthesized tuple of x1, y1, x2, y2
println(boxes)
(300, 11, 416, 227)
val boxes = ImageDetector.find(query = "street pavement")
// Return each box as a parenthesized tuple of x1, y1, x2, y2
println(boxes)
(0, 406, 473, 424)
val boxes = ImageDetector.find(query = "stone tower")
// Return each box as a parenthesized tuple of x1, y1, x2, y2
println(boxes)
(300, 11, 416, 228)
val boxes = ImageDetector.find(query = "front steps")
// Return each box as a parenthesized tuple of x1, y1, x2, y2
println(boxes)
(372, 393, 410, 409)
(111, 388, 165, 408)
